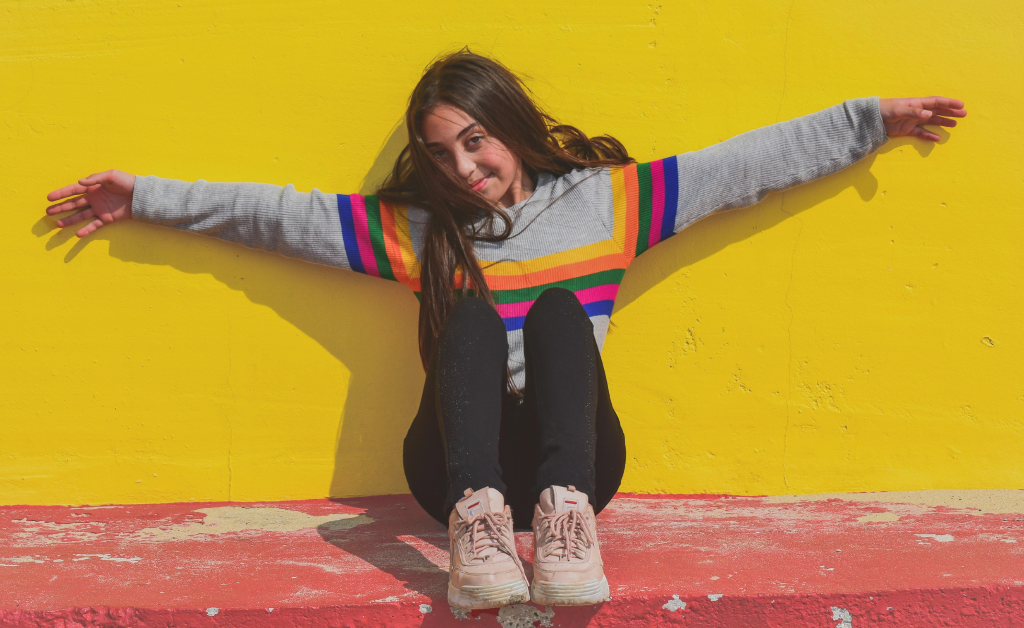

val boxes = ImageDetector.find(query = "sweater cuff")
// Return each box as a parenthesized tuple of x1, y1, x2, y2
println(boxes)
(130, 174, 161, 225)
(130, 174, 196, 226)
(850, 95, 889, 153)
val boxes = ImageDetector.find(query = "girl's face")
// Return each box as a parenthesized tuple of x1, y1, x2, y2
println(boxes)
(421, 104, 531, 208)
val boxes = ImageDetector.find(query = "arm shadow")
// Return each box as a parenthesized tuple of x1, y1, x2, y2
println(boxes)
(614, 145, 895, 313)
(36, 118, 423, 502)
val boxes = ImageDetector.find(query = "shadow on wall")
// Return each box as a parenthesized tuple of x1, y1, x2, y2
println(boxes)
(33, 121, 937, 499)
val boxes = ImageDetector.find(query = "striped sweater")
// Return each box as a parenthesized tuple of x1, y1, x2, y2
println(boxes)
(132, 97, 889, 388)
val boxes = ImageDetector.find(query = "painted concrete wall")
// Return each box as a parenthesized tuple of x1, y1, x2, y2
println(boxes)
(2, 0, 1020, 506)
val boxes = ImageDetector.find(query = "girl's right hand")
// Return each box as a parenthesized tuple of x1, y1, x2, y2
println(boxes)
(46, 169, 137, 238)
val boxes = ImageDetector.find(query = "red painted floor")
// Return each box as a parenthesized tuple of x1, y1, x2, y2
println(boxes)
(1, 492, 1022, 627)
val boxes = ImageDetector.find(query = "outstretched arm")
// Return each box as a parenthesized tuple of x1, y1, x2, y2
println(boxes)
(617, 96, 966, 260)
(45, 171, 420, 282)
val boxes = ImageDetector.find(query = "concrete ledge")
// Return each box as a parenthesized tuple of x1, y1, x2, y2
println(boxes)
(2, 491, 1023, 627)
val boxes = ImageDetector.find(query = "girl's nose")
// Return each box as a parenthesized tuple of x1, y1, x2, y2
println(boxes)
(454, 152, 476, 180)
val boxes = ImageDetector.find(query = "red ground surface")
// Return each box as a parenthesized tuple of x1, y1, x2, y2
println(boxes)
(1, 492, 1022, 627)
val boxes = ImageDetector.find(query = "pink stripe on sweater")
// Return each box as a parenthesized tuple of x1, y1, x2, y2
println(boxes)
(350, 195, 380, 277)
(649, 159, 666, 248)
(495, 284, 620, 319)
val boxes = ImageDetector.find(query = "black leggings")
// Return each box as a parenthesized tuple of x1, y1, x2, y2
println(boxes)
(403, 287, 627, 529)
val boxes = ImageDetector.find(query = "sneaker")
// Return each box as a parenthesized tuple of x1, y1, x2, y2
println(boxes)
(447, 487, 530, 610)
(531, 485, 610, 605)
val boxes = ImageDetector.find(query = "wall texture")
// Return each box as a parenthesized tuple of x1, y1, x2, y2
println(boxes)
(2, 0, 1021, 506)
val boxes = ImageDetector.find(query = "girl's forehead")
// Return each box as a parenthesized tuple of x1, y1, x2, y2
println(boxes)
(422, 104, 478, 138)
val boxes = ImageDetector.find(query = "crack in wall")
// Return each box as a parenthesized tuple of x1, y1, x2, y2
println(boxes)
(774, 0, 797, 123)
(781, 192, 803, 488)
(226, 320, 236, 501)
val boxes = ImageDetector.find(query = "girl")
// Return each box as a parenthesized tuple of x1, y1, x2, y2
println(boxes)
(45, 50, 965, 610)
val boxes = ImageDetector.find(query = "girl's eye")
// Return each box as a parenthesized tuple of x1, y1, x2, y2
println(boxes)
(432, 150, 448, 160)
(467, 135, 483, 146)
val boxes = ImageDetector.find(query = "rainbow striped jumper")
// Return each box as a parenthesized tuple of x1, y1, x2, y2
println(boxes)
(133, 97, 888, 388)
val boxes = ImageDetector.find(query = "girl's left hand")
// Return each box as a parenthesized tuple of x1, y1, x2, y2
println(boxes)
(879, 97, 966, 142)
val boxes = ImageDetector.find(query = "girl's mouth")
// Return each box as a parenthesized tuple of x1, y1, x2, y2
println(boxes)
(470, 175, 491, 192)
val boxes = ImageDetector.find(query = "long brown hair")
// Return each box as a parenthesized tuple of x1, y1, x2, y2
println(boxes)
(378, 49, 634, 394)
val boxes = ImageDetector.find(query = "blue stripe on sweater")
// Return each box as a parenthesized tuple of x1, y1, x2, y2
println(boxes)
(336, 194, 364, 274)
(501, 299, 615, 332)
(661, 155, 679, 243)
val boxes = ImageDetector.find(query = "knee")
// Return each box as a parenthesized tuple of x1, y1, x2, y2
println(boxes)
(523, 288, 589, 332)
(442, 297, 507, 344)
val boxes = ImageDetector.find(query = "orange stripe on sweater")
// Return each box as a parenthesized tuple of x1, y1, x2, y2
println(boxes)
(378, 201, 410, 285)
(404, 253, 626, 293)
(622, 164, 640, 264)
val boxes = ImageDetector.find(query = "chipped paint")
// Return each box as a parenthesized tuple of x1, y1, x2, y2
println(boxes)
(3, 494, 1024, 625)
(857, 512, 901, 523)
(663, 595, 686, 611)
(831, 606, 853, 628)
(497, 604, 554, 628)
(134, 507, 371, 541)
(205, 607, 219, 617)
(398, 535, 450, 571)
(768, 490, 1024, 515)
(915, 534, 954, 543)
(419, 603, 432, 614)
(71, 553, 142, 564)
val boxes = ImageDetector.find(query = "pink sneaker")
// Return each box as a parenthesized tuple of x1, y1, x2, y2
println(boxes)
(531, 485, 610, 605)
(447, 487, 530, 610)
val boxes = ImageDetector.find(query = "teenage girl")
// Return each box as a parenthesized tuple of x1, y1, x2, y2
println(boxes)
(45, 50, 965, 610)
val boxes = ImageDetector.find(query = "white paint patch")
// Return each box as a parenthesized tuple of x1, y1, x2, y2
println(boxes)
(663, 594, 686, 611)
(831, 606, 852, 628)
(205, 607, 219, 617)
(2, 556, 47, 564)
(419, 604, 432, 614)
(371, 596, 399, 603)
(72, 553, 142, 564)
(707, 594, 723, 601)
(450, 606, 476, 620)
(134, 507, 371, 541)
(915, 533, 954, 543)
(498, 604, 554, 628)
(11, 519, 106, 545)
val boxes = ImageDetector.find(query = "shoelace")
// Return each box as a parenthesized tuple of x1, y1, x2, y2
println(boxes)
(454, 510, 527, 583)
(538, 509, 595, 561)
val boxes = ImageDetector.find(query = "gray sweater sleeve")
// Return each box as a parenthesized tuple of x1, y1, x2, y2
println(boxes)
(131, 177, 352, 270)
(670, 96, 888, 233)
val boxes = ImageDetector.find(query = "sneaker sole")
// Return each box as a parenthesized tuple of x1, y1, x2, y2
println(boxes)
(531, 576, 610, 606)
(448, 579, 530, 610)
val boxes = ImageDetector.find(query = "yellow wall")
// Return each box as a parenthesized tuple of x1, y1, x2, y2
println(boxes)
(2, 0, 1021, 506)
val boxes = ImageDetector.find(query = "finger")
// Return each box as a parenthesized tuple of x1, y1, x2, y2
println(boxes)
(56, 208, 95, 228)
(921, 116, 957, 128)
(919, 96, 966, 111)
(77, 218, 106, 238)
(894, 105, 933, 120)
(930, 107, 967, 118)
(46, 183, 90, 202)
(910, 126, 941, 142)
(46, 196, 90, 215)
(78, 170, 117, 187)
